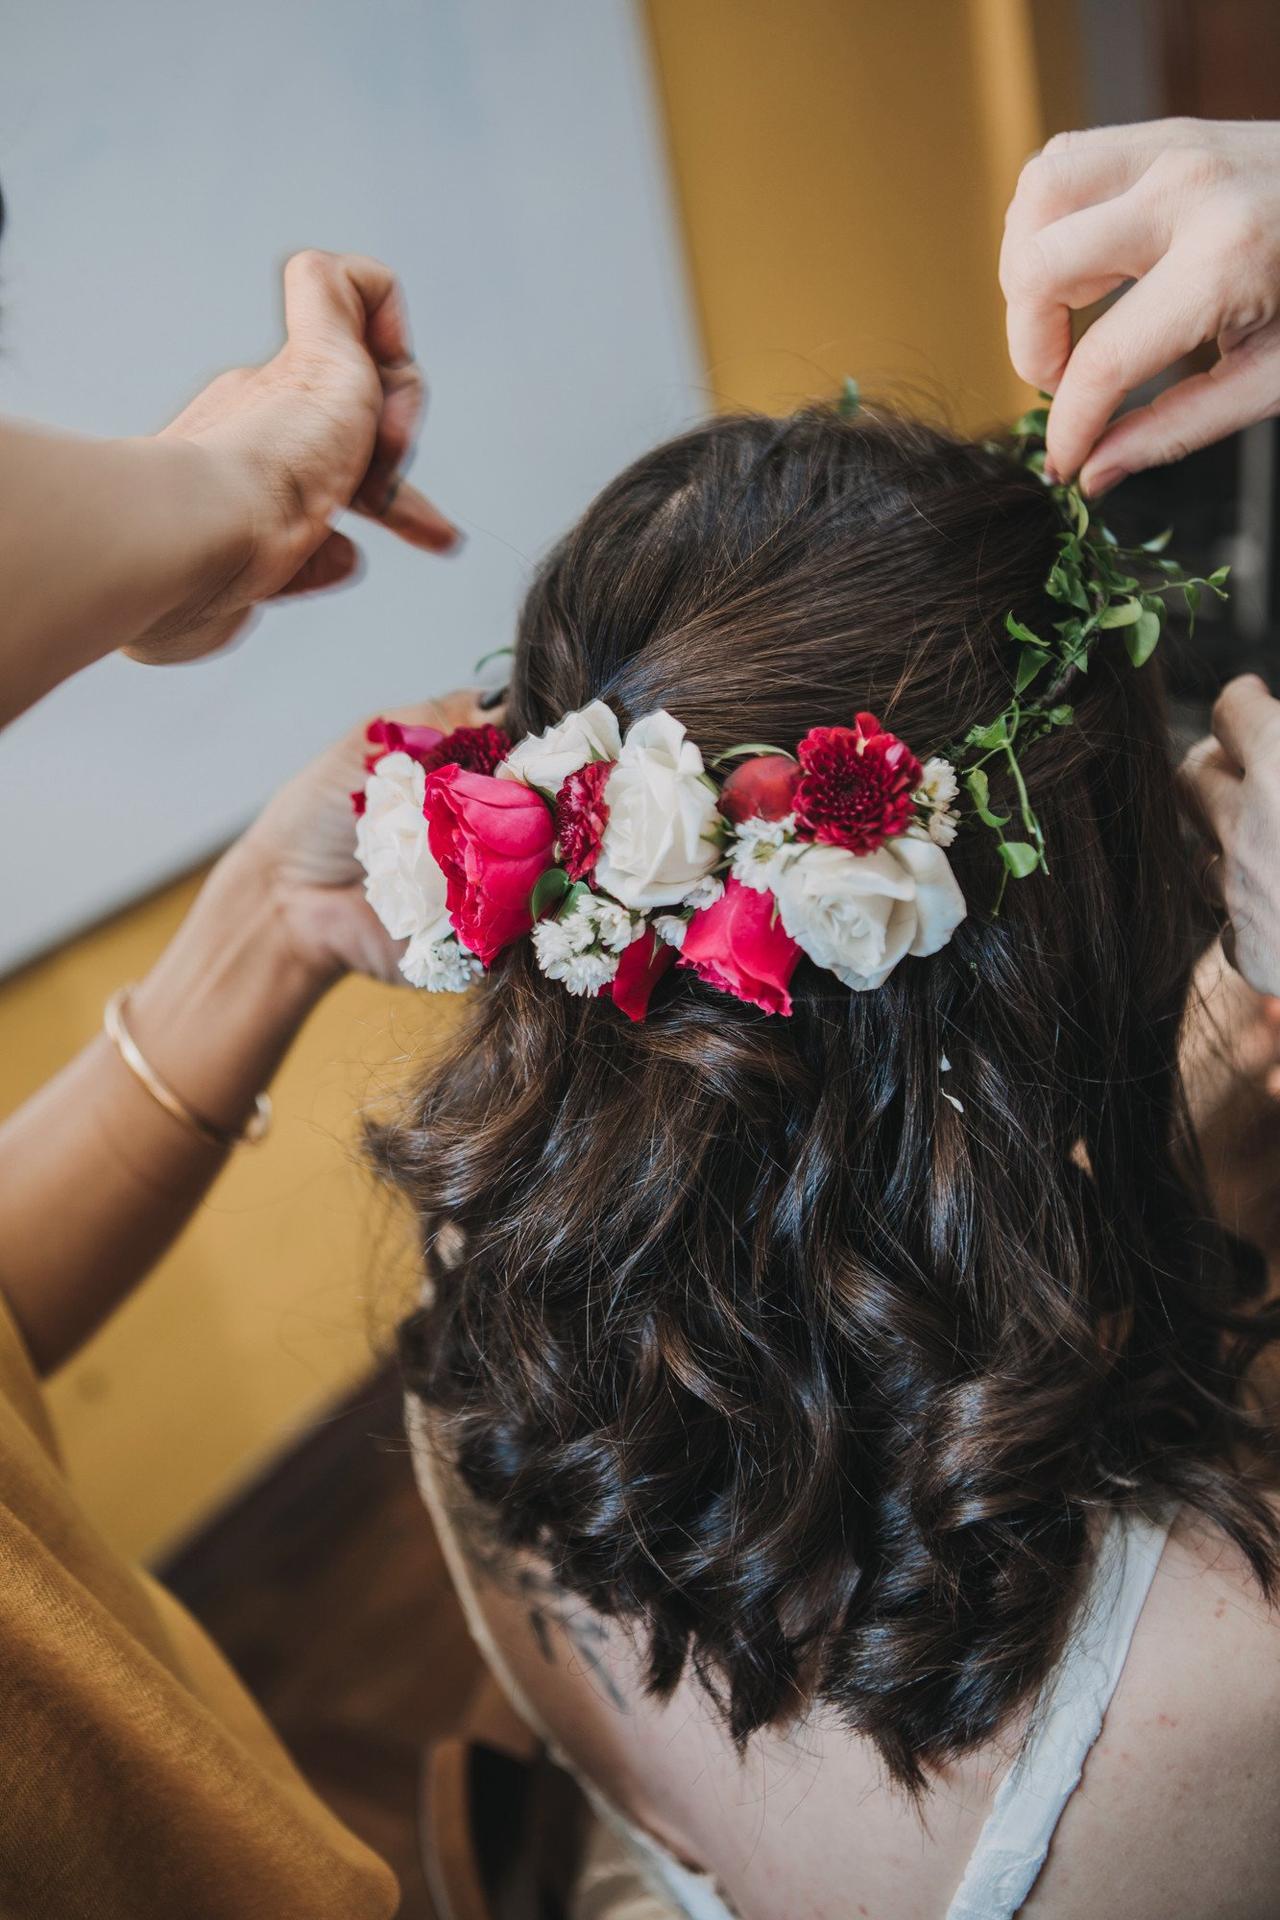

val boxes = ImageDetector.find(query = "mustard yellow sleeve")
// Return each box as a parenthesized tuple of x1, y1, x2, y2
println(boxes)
(0, 1289, 399, 1918)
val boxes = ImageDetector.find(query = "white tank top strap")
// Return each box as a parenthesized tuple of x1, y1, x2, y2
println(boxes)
(943, 1504, 1178, 1920)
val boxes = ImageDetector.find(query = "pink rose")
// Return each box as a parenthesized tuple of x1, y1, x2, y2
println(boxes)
(679, 876, 802, 1016)
(424, 766, 555, 966)
(606, 929, 676, 1022)
(719, 753, 800, 824)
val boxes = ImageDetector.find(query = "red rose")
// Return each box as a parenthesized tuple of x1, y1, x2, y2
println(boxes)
(793, 712, 922, 854)
(719, 753, 800, 823)
(678, 877, 801, 1016)
(606, 928, 676, 1022)
(424, 766, 555, 966)
(364, 718, 446, 772)
(555, 759, 614, 880)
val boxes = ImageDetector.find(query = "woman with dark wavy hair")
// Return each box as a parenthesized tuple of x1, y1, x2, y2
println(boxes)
(357, 400, 1280, 1920)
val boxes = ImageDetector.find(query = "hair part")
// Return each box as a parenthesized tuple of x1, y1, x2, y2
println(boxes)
(375, 404, 1280, 1791)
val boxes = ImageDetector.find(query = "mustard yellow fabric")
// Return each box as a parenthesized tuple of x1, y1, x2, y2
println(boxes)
(0, 1288, 399, 1918)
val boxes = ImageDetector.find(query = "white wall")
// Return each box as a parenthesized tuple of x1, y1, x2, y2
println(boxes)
(0, 0, 701, 972)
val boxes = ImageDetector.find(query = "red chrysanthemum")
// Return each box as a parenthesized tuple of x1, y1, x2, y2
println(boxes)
(793, 712, 922, 854)
(555, 759, 614, 880)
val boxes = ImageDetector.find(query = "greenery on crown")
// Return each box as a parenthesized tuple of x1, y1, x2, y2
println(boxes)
(957, 399, 1229, 901)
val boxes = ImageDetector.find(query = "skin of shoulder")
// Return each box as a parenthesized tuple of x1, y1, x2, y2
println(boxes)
(1024, 1498, 1280, 1919)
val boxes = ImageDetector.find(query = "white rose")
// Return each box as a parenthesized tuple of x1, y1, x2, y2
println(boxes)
(355, 751, 452, 948)
(774, 835, 966, 991)
(593, 710, 722, 910)
(496, 698, 621, 794)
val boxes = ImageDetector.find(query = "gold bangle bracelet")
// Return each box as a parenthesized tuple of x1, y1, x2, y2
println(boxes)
(103, 986, 272, 1150)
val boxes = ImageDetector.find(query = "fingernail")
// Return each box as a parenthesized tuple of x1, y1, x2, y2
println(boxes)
(1043, 458, 1061, 484)
(478, 683, 508, 711)
(1082, 465, 1125, 499)
(440, 525, 467, 555)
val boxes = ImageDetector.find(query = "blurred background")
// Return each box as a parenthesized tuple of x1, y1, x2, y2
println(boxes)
(1, 0, 1277, 1902)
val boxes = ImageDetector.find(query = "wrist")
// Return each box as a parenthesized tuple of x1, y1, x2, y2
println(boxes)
(126, 843, 332, 1139)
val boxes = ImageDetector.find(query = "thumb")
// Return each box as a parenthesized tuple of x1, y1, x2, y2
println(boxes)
(1080, 337, 1280, 494)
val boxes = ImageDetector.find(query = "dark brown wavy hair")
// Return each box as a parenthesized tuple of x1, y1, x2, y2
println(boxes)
(377, 405, 1280, 1792)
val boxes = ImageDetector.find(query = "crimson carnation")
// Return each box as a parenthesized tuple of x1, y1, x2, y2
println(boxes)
(363, 718, 512, 780)
(418, 723, 512, 777)
(555, 759, 613, 880)
(793, 712, 922, 854)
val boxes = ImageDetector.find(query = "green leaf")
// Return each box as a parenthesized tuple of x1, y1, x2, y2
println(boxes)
(1005, 612, 1042, 646)
(837, 375, 861, 418)
(710, 742, 794, 767)
(965, 768, 1010, 828)
(1099, 597, 1142, 628)
(1125, 608, 1163, 668)
(1024, 447, 1048, 476)
(1140, 528, 1173, 554)
(1207, 565, 1231, 594)
(1047, 560, 1090, 612)
(1012, 405, 1049, 439)
(999, 840, 1042, 879)
(1015, 647, 1052, 693)
(967, 715, 1010, 752)
(561, 880, 592, 919)
(530, 867, 571, 919)
(1071, 491, 1090, 538)
(1045, 704, 1075, 728)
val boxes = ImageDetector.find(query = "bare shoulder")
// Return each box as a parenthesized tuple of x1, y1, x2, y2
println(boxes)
(1028, 1499, 1280, 1918)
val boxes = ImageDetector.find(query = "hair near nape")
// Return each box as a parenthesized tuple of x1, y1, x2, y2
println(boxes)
(374, 404, 1280, 1792)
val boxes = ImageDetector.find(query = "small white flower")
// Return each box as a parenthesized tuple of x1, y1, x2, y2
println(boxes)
(355, 750, 453, 949)
(589, 899, 639, 954)
(773, 835, 966, 991)
(683, 873, 726, 911)
(653, 913, 688, 949)
(562, 902, 600, 952)
(942, 1090, 965, 1114)
(400, 932, 483, 993)
(729, 813, 797, 893)
(539, 947, 619, 996)
(918, 756, 959, 811)
(593, 710, 723, 910)
(496, 699, 621, 793)
(912, 757, 961, 848)
(532, 916, 577, 970)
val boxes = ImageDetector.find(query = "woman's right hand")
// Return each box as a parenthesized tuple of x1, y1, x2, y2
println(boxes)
(1001, 118, 1280, 492)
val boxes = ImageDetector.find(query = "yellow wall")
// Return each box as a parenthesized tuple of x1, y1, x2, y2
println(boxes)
(0, 877, 447, 1560)
(0, 0, 1078, 1563)
(644, 0, 1073, 427)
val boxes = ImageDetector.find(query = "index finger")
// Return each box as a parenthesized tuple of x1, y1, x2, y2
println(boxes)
(1045, 246, 1216, 481)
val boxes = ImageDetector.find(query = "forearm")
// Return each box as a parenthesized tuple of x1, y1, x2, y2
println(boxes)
(0, 844, 331, 1373)
(0, 421, 253, 725)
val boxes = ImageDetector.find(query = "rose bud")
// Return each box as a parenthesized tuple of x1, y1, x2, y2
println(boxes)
(719, 753, 800, 824)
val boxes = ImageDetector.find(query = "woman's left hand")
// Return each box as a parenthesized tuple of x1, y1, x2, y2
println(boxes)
(236, 686, 491, 988)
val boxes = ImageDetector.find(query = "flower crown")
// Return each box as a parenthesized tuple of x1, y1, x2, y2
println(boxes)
(352, 400, 1227, 1021)
(353, 704, 964, 1019)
